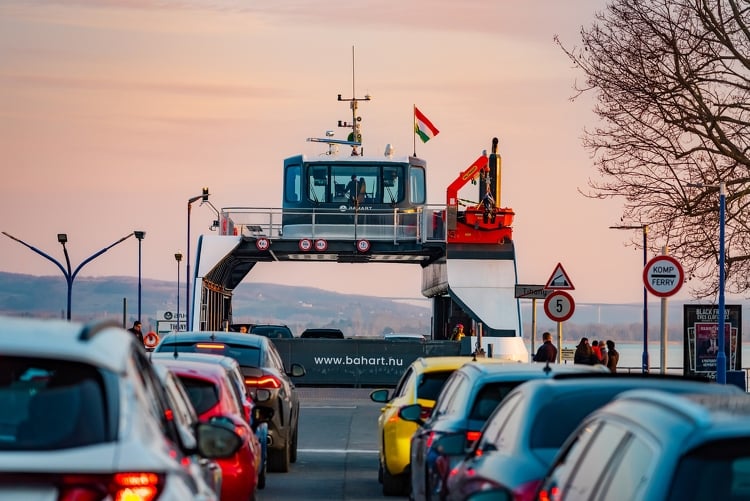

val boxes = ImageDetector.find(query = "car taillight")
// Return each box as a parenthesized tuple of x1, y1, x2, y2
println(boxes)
(538, 485, 561, 501)
(514, 478, 543, 501)
(465, 430, 481, 445)
(419, 406, 433, 420)
(426, 431, 437, 449)
(59, 472, 165, 501)
(195, 343, 226, 350)
(245, 374, 281, 389)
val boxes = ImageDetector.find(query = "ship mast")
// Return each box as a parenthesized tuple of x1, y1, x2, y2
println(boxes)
(337, 46, 370, 156)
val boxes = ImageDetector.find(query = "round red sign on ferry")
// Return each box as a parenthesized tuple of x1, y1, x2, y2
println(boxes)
(643, 255, 684, 297)
(298, 239, 312, 252)
(356, 239, 371, 253)
(255, 238, 270, 251)
(314, 239, 328, 252)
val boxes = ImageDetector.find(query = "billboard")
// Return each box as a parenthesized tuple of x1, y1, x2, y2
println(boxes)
(683, 305, 742, 378)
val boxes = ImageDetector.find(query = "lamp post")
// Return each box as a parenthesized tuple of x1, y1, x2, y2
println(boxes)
(2, 231, 135, 320)
(610, 224, 649, 373)
(134, 231, 146, 323)
(175, 251, 183, 332)
(186, 188, 210, 332)
(718, 182, 727, 384)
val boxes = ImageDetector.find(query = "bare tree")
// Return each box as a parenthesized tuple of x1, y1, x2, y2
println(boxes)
(557, 0, 750, 298)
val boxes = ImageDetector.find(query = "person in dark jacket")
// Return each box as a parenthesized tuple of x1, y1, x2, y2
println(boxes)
(606, 339, 619, 373)
(574, 337, 597, 365)
(533, 331, 557, 362)
(128, 321, 144, 345)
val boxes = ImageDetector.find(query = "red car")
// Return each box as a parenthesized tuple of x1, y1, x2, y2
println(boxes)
(153, 358, 262, 501)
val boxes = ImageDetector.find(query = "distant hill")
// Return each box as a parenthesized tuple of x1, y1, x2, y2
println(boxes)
(1, 271, 747, 342)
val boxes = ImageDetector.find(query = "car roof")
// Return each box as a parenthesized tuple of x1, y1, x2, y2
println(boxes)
(157, 330, 268, 348)
(410, 356, 510, 372)
(150, 351, 240, 368)
(456, 361, 610, 380)
(0, 315, 136, 373)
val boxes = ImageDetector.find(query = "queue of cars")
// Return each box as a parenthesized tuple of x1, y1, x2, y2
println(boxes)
(0, 315, 307, 501)
(372, 353, 750, 501)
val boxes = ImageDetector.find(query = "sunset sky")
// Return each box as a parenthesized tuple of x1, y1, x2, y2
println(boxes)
(0, 0, 713, 313)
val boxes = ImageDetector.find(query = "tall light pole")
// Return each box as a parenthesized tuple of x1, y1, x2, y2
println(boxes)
(186, 187, 209, 332)
(2, 231, 135, 320)
(134, 231, 146, 323)
(175, 251, 183, 332)
(717, 182, 727, 384)
(609, 224, 649, 373)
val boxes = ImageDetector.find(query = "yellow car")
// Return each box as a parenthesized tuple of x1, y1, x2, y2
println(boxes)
(370, 356, 511, 496)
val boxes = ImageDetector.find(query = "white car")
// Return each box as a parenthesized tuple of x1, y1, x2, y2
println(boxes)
(0, 315, 241, 500)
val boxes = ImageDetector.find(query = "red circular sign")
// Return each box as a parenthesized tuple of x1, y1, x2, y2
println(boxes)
(643, 255, 684, 297)
(544, 291, 575, 322)
(255, 238, 270, 251)
(298, 239, 312, 252)
(314, 239, 328, 252)
(356, 239, 371, 253)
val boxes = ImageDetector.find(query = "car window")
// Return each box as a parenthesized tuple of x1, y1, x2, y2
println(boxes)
(598, 433, 654, 501)
(162, 342, 262, 367)
(160, 371, 199, 450)
(218, 372, 243, 415)
(393, 367, 415, 399)
(477, 392, 522, 452)
(563, 420, 629, 500)
(0, 356, 109, 451)
(468, 381, 521, 421)
(417, 371, 455, 401)
(432, 372, 465, 417)
(530, 392, 620, 448)
(265, 342, 287, 373)
(668, 438, 750, 501)
(131, 349, 181, 447)
(179, 376, 221, 415)
(251, 325, 292, 338)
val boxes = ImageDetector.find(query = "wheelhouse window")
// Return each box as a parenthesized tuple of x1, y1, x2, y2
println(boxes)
(303, 163, 409, 205)
(285, 164, 301, 203)
(410, 166, 426, 204)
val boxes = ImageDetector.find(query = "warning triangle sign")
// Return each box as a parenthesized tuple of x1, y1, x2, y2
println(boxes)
(545, 263, 575, 290)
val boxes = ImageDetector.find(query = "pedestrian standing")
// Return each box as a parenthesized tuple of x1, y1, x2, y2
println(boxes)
(574, 337, 596, 365)
(606, 340, 619, 373)
(450, 323, 465, 341)
(533, 331, 558, 363)
(128, 321, 144, 345)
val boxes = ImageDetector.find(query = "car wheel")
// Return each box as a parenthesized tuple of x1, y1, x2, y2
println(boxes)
(290, 425, 298, 463)
(382, 467, 408, 497)
(268, 439, 290, 473)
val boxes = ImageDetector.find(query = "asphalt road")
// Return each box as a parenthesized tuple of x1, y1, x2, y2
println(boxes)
(258, 387, 404, 500)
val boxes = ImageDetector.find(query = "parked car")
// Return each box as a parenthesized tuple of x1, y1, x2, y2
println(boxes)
(0, 315, 242, 501)
(402, 362, 609, 501)
(536, 390, 750, 501)
(151, 351, 272, 488)
(150, 357, 264, 499)
(155, 331, 306, 472)
(300, 328, 345, 339)
(369, 356, 509, 496)
(442, 374, 743, 501)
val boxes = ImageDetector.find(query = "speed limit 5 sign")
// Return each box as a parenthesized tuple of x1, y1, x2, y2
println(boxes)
(544, 290, 576, 322)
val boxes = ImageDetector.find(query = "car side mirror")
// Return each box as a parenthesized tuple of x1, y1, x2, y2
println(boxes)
(433, 433, 468, 456)
(398, 404, 424, 425)
(369, 388, 390, 403)
(289, 363, 306, 377)
(195, 419, 242, 459)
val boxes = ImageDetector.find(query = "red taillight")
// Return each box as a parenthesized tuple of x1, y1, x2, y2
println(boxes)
(426, 431, 437, 449)
(465, 430, 481, 445)
(59, 472, 164, 501)
(538, 485, 562, 501)
(419, 406, 433, 420)
(514, 478, 543, 501)
(245, 374, 281, 389)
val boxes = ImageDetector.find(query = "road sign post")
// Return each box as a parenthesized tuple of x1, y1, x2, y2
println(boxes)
(644, 253, 684, 374)
(515, 284, 551, 355)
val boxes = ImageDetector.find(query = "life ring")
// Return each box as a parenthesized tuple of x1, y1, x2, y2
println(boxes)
(144, 331, 160, 349)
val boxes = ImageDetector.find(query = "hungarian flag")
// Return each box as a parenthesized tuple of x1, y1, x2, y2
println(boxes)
(414, 107, 440, 143)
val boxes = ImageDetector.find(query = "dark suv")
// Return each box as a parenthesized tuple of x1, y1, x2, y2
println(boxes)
(250, 324, 294, 339)
(300, 328, 344, 339)
(155, 331, 306, 473)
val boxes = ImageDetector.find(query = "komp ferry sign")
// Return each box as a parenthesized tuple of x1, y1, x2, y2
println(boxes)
(643, 255, 684, 297)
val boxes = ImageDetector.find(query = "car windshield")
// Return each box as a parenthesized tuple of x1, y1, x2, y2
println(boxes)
(469, 382, 523, 420)
(668, 438, 750, 500)
(177, 375, 220, 415)
(0, 356, 109, 451)
(160, 342, 262, 367)
(530, 392, 618, 448)
(417, 371, 454, 400)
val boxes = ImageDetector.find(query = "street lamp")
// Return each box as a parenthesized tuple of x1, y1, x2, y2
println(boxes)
(186, 188, 210, 331)
(134, 231, 146, 323)
(175, 251, 183, 332)
(2, 231, 136, 320)
(688, 182, 727, 384)
(610, 224, 649, 373)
